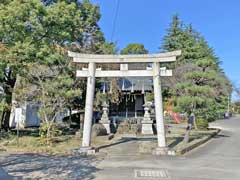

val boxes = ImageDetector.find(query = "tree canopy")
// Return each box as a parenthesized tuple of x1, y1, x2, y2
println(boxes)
(161, 15, 232, 125)
(121, 43, 148, 55)
(0, 0, 115, 130)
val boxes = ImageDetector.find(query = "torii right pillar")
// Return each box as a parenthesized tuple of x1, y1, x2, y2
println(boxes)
(153, 62, 168, 155)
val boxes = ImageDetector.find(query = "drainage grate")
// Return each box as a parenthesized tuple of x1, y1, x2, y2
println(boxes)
(134, 169, 169, 179)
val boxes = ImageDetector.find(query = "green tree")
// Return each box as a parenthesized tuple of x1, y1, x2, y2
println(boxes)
(0, 0, 115, 131)
(162, 15, 184, 52)
(233, 101, 240, 113)
(16, 62, 81, 144)
(161, 15, 232, 127)
(233, 86, 240, 113)
(121, 43, 148, 55)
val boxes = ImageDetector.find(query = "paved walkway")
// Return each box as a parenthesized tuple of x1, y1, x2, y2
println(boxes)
(94, 115, 240, 180)
(0, 115, 239, 179)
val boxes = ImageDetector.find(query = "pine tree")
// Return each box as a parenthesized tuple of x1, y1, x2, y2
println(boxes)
(161, 15, 232, 127)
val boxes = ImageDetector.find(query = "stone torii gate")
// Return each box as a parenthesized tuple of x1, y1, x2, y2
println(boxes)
(68, 50, 181, 155)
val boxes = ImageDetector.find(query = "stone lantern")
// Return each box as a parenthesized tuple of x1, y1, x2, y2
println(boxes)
(141, 102, 154, 135)
(99, 102, 111, 134)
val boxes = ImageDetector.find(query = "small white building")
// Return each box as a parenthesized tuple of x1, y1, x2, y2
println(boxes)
(9, 102, 40, 128)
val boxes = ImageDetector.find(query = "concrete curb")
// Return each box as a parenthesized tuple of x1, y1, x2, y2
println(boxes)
(176, 129, 221, 155)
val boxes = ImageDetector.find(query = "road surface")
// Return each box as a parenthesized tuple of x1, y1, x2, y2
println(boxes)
(0, 115, 239, 180)
(94, 115, 240, 180)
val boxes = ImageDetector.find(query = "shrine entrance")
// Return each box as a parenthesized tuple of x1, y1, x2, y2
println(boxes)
(69, 50, 181, 155)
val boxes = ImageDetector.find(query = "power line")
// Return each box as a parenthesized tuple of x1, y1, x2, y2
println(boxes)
(111, 0, 120, 41)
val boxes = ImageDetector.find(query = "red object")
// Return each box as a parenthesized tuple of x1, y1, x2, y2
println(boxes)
(167, 106, 182, 124)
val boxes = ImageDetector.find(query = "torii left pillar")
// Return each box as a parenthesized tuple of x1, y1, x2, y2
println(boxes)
(80, 62, 96, 153)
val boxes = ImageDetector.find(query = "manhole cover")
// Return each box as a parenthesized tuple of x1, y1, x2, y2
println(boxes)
(134, 169, 169, 179)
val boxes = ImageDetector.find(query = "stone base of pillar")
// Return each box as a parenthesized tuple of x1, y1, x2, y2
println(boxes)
(152, 147, 169, 156)
(141, 121, 154, 135)
(73, 147, 98, 156)
(99, 121, 111, 134)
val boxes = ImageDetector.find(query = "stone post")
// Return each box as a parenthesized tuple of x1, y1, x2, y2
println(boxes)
(81, 62, 96, 150)
(153, 62, 168, 155)
(141, 102, 154, 135)
(99, 102, 111, 134)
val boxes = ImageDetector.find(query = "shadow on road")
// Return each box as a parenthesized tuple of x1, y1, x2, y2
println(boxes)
(213, 134, 230, 138)
(168, 137, 183, 148)
(97, 137, 159, 151)
(0, 153, 100, 180)
(97, 138, 133, 150)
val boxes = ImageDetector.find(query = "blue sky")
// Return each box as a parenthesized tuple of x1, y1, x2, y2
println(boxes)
(91, 0, 239, 94)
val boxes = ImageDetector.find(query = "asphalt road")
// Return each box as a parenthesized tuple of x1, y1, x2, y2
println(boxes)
(0, 115, 240, 180)
(94, 115, 240, 180)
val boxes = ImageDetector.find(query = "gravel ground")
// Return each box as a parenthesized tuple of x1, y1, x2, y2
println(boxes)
(0, 153, 101, 180)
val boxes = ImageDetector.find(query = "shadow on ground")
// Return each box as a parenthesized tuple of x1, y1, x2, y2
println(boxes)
(97, 136, 185, 151)
(97, 137, 158, 151)
(0, 153, 100, 180)
(168, 137, 183, 148)
(97, 138, 134, 150)
(213, 134, 230, 138)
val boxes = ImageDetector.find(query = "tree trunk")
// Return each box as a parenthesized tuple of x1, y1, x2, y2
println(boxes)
(192, 104, 198, 130)
(193, 117, 198, 130)
(0, 70, 17, 131)
(184, 112, 194, 143)
(0, 111, 6, 131)
(1, 110, 11, 131)
(69, 107, 72, 125)
(0, 111, 2, 131)
(47, 125, 51, 145)
(184, 128, 190, 143)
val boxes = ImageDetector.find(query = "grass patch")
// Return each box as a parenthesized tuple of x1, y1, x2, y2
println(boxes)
(0, 133, 81, 155)
(0, 132, 116, 155)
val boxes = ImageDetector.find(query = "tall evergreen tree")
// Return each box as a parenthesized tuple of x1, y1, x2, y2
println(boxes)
(161, 15, 232, 127)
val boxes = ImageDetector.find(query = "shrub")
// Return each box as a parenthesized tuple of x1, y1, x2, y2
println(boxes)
(196, 118, 208, 129)
(146, 92, 154, 102)
(39, 122, 62, 144)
